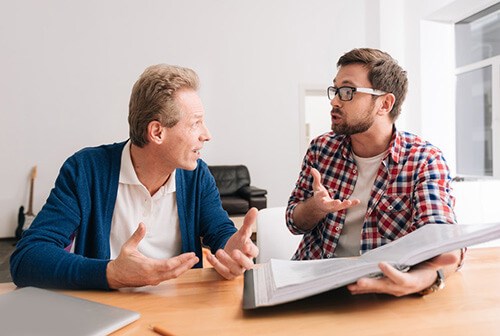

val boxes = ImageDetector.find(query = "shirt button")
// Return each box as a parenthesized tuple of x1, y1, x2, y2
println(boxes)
(388, 205, 394, 210)
(327, 253, 333, 258)
(335, 227, 340, 232)
(352, 169, 357, 174)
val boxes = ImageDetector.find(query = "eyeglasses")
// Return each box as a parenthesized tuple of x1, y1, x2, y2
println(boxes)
(327, 86, 387, 101)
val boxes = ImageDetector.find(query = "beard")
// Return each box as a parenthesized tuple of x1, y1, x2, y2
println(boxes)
(331, 102, 376, 136)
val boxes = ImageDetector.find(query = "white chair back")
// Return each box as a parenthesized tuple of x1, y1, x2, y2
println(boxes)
(453, 180, 500, 248)
(256, 206, 303, 263)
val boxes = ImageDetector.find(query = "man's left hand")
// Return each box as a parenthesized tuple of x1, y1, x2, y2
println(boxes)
(347, 251, 460, 296)
(207, 208, 259, 280)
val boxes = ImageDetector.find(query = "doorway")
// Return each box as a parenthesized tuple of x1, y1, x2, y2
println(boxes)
(299, 87, 332, 158)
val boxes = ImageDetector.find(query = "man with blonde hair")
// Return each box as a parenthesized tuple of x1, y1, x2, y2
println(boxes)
(11, 64, 258, 289)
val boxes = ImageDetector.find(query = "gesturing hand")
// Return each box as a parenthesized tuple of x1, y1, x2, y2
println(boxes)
(206, 208, 259, 280)
(310, 168, 361, 213)
(293, 168, 361, 230)
(106, 223, 199, 289)
(347, 251, 460, 296)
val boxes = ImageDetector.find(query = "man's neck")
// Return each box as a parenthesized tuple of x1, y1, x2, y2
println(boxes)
(129, 143, 174, 196)
(350, 124, 393, 158)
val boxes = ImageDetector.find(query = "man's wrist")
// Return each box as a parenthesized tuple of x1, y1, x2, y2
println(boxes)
(106, 260, 119, 289)
(293, 200, 324, 231)
(418, 268, 445, 296)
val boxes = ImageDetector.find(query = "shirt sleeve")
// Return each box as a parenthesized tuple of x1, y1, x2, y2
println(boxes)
(412, 146, 457, 227)
(286, 141, 317, 235)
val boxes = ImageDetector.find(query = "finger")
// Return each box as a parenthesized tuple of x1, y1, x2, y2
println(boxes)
(349, 198, 361, 206)
(311, 168, 325, 192)
(323, 199, 360, 212)
(206, 253, 233, 279)
(347, 271, 396, 295)
(231, 249, 255, 270)
(168, 257, 199, 277)
(157, 253, 199, 280)
(240, 207, 258, 238)
(215, 249, 245, 278)
(123, 222, 146, 250)
(157, 261, 197, 283)
(348, 277, 387, 295)
(322, 199, 342, 208)
(163, 252, 198, 270)
(348, 263, 405, 295)
(216, 249, 246, 274)
(241, 240, 259, 259)
(378, 262, 407, 285)
(428, 251, 459, 268)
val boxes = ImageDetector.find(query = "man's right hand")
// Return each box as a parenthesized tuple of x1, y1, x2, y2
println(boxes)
(293, 168, 361, 231)
(106, 223, 199, 289)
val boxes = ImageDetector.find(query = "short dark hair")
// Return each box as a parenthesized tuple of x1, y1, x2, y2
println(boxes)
(337, 48, 408, 121)
(128, 64, 199, 147)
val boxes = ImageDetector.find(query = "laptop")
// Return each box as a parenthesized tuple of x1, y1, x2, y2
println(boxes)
(0, 286, 140, 336)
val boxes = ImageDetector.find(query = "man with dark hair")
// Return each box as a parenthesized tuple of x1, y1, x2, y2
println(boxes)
(287, 48, 462, 296)
(11, 64, 258, 289)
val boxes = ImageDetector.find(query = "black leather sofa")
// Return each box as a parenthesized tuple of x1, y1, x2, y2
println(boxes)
(208, 165, 267, 215)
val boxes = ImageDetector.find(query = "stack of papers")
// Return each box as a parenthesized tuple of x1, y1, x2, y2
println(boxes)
(244, 222, 500, 309)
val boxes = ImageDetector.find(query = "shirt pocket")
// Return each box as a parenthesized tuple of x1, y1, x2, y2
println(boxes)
(376, 194, 413, 240)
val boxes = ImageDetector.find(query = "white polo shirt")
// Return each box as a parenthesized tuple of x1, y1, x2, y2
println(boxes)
(109, 141, 182, 260)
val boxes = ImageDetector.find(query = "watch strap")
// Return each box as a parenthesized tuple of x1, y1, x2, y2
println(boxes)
(418, 268, 445, 296)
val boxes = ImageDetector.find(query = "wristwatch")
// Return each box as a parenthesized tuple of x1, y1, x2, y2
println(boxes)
(419, 269, 445, 296)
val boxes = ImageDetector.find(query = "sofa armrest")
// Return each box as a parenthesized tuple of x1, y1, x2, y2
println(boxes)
(237, 185, 267, 199)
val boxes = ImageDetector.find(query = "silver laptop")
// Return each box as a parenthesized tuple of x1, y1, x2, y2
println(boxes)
(0, 286, 140, 336)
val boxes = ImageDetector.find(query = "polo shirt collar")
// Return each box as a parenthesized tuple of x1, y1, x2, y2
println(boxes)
(119, 140, 176, 193)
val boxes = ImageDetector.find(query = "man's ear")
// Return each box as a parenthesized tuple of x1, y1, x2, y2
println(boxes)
(147, 120, 164, 144)
(377, 93, 395, 116)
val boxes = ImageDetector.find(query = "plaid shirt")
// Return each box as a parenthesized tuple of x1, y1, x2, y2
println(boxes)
(286, 128, 456, 260)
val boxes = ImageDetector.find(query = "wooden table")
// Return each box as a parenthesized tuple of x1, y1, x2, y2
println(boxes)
(1, 248, 499, 335)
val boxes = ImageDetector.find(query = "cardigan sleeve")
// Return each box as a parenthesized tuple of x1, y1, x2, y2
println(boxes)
(10, 154, 111, 290)
(197, 162, 237, 253)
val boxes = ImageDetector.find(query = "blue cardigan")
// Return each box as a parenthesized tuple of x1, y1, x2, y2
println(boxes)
(10, 141, 236, 290)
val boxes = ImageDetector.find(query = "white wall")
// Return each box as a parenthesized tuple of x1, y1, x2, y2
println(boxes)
(399, 0, 500, 240)
(0, 0, 373, 237)
(3, 0, 497, 239)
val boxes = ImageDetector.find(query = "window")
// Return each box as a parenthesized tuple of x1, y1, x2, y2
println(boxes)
(455, 66, 492, 176)
(455, 3, 500, 178)
(455, 3, 500, 67)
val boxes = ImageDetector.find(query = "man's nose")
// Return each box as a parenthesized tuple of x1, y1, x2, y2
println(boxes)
(201, 124, 212, 141)
(330, 94, 341, 108)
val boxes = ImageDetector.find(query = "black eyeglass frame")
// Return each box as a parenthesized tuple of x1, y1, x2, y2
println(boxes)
(327, 86, 387, 101)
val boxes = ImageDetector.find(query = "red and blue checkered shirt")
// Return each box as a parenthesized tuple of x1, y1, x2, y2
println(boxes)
(286, 128, 456, 260)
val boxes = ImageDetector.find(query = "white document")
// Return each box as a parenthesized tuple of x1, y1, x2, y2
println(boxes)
(243, 222, 500, 309)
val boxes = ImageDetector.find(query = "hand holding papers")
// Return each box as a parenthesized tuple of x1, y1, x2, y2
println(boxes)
(243, 223, 500, 309)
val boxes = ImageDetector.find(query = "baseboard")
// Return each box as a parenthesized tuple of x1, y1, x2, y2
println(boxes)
(0, 237, 16, 241)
